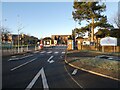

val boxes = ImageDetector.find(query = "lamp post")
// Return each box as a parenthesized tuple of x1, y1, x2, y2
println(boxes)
(18, 29, 20, 53)
(17, 15, 24, 53)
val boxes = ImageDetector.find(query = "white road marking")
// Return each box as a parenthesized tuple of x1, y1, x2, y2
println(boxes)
(54, 52, 58, 54)
(34, 51, 39, 53)
(64, 65, 83, 88)
(8, 54, 33, 61)
(11, 58, 37, 71)
(8, 58, 19, 61)
(25, 67, 49, 90)
(61, 52, 65, 54)
(47, 51, 52, 54)
(60, 56, 63, 59)
(40, 51, 46, 54)
(11, 56, 16, 58)
(20, 54, 33, 59)
(72, 69, 78, 75)
(49, 60, 54, 63)
(47, 56, 54, 62)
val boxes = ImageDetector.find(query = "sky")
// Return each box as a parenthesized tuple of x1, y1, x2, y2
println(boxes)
(1, 1, 119, 39)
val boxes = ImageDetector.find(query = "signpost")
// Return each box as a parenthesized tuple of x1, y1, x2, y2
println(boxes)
(100, 37, 117, 52)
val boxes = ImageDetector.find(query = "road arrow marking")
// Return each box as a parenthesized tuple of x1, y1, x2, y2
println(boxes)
(47, 56, 54, 62)
(25, 67, 49, 90)
(49, 60, 54, 63)
(47, 56, 54, 64)
(72, 69, 78, 75)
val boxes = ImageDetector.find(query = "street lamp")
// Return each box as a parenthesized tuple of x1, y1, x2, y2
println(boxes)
(17, 15, 25, 53)
(18, 29, 20, 53)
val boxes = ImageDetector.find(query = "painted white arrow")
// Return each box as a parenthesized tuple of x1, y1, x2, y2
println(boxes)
(72, 69, 78, 75)
(49, 60, 54, 63)
(47, 56, 54, 62)
(47, 56, 54, 64)
(25, 67, 49, 90)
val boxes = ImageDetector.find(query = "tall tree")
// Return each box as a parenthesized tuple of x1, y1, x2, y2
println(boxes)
(95, 29, 110, 38)
(72, 0, 110, 42)
(0, 26, 11, 42)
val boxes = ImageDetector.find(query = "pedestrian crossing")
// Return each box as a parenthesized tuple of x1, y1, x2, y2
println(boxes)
(40, 51, 65, 54)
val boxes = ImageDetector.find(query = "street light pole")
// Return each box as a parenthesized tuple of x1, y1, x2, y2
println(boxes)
(17, 15, 20, 53)
(18, 29, 20, 53)
(17, 15, 25, 53)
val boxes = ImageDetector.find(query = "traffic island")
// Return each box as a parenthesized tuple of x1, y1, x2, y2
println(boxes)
(65, 50, 120, 81)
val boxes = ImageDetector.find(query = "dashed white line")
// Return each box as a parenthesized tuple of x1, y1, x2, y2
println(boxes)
(25, 67, 49, 90)
(54, 52, 58, 54)
(34, 51, 39, 53)
(8, 58, 19, 61)
(40, 51, 46, 54)
(20, 54, 33, 59)
(62, 52, 65, 54)
(11, 58, 37, 71)
(11, 56, 16, 58)
(47, 51, 52, 54)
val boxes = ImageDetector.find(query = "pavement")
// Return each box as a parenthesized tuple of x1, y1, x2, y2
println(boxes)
(65, 50, 120, 81)
(2, 46, 120, 89)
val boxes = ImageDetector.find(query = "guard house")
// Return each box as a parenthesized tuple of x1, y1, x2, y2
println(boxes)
(67, 35, 73, 50)
(43, 37, 53, 47)
(76, 37, 84, 50)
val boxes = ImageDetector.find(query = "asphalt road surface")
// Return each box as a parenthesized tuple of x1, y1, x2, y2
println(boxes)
(2, 46, 120, 89)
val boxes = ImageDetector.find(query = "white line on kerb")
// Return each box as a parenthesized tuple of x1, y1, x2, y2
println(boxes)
(11, 58, 37, 71)
(25, 67, 49, 90)
(47, 56, 54, 62)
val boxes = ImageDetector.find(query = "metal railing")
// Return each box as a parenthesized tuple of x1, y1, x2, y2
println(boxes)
(2, 44, 39, 56)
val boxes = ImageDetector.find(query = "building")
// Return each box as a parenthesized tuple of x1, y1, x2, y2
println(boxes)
(42, 37, 53, 47)
(2, 33, 12, 44)
(51, 35, 71, 45)
(12, 34, 39, 46)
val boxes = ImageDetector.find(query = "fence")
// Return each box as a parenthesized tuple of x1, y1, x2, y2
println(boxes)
(2, 44, 39, 56)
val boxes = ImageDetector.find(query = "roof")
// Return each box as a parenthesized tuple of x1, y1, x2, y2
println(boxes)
(43, 37, 52, 40)
(76, 37, 84, 39)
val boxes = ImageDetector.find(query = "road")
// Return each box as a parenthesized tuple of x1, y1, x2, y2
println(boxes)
(2, 46, 120, 89)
